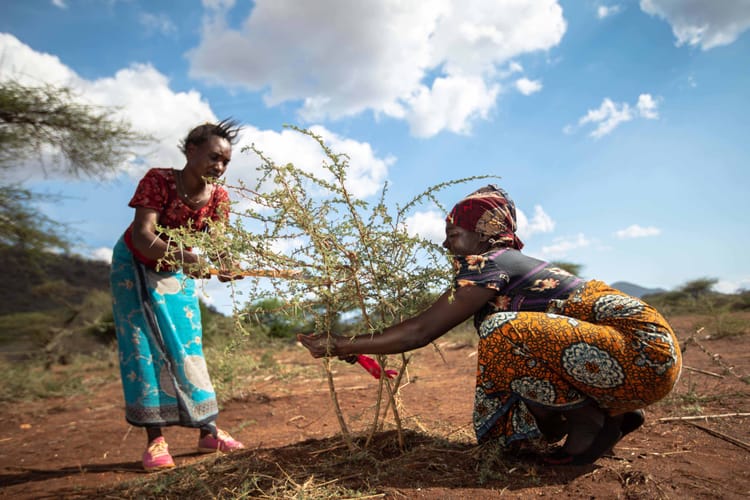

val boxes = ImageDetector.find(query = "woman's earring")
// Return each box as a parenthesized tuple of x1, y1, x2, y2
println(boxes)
(488, 238, 497, 245)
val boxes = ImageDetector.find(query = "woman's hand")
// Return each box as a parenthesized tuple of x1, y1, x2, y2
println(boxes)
(182, 252, 213, 279)
(211, 252, 245, 282)
(215, 269, 245, 282)
(297, 332, 343, 358)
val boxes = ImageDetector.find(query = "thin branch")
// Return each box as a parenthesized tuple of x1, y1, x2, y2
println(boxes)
(683, 365, 724, 378)
(684, 421, 750, 453)
(657, 412, 750, 422)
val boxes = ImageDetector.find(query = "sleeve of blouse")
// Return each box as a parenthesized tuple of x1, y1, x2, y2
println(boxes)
(128, 169, 167, 212)
(211, 187, 231, 222)
(453, 253, 510, 292)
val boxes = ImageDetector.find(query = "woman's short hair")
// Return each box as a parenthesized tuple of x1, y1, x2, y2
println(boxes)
(178, 118, 242, 155)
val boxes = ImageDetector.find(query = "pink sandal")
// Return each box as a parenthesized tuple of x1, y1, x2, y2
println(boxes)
(142, 436, 176, 471)
(197, 429, 245, 453)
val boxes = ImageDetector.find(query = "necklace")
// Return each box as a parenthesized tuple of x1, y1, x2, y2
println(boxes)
(176, 169, 211, 208)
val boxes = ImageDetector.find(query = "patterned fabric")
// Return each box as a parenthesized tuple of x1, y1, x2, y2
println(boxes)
(124, 168, 229, 268)
(129, 168, 229, 231)
(469, 280, 682, 445)
(453, 248, 584, 326)
(110, 236, 219, 428)
(446, 184, 524, 250)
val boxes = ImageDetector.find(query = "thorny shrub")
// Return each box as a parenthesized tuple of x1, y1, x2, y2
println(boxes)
(160, 126, 497, 450)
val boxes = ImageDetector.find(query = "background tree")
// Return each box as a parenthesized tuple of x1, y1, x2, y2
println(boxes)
(679, 277, 718, 300)
(0, 79, 151, 253)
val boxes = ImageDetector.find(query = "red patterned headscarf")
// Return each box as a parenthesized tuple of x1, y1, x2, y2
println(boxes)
(446, 184, 524, 250)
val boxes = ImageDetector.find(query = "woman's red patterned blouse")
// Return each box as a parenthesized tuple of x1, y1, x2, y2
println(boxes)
(123, 168, 230, 268)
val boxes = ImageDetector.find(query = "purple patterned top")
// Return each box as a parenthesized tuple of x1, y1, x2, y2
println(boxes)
(453, 248, 584, 327)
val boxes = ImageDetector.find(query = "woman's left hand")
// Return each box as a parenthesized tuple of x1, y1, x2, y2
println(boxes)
(215, 269, 244, 282)
(297, 332, 342, 358)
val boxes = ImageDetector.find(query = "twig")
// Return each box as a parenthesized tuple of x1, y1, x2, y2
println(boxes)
(685, 328, 747, 382)
(657, 412, 750, 422)
(683, 365, 724, 378)
(121, 425, 133, 444)
(684, 421, 750, 452)
(647, 450, 691, 457)
(208, 268, 302, 279)
(308, 443, 347, 456)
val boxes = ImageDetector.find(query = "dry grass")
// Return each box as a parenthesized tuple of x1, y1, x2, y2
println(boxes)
(90, 429, 550, 499)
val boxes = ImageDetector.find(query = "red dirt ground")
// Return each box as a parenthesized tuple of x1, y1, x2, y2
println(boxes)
(1, 316, 749, 499)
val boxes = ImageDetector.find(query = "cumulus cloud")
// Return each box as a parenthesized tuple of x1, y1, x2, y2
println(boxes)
(236, 125, 393, 200)
(406, 76, 500, 137)
(52, 0, 67, 9)
(597, 5, 622, 19)
(636, 93, 659, 119)
(540, 233, 591, 259)
(188, 0, 566, 137)
(516, 205, 555, 240)
(568, 93, 659, 138)
(0, 34, 391, 196)
(403, 210, 446, 244)
(640, 0, 750, 50)
(614, 224, 662, 239)
(515, 77, 543, 95)
(0, 33, 78, 87)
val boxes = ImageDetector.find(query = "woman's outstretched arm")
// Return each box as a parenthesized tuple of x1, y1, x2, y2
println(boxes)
(297, 284, 495, 357)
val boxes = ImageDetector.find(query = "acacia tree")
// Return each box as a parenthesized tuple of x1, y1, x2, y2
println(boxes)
(0, 79, 151, 252)
(161, 126, 496, 449)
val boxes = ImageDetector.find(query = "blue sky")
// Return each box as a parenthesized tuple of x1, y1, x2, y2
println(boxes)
(2, 0, 749, 312)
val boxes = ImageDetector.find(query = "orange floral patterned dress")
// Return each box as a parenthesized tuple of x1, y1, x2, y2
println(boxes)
(453, 249, 682, 446)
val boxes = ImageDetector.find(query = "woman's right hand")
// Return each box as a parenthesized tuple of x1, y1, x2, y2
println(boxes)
(297, 332, 343, 358)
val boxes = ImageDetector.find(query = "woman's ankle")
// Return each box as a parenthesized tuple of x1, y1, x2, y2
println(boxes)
(146, 427, 164, 444)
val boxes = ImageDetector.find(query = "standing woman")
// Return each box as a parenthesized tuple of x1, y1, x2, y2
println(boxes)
(110, 119, 245, 472)
(298, 185, 682, 465)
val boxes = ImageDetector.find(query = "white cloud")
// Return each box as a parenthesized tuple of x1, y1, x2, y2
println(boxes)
(404, 210, 446, 245)
(0, 33, 79, 87)
(637, 93, 659, 119)
(406, 76, 500, 137)
(640, 0, 750, 50)
(579, 98, 633, 138)
(516, 205, 555, 240)
(139, 12, 178, 37)
(568, 93, 660, 138)
(614, 224, 662, 239)
(715, 277, 750, 294)
(515, 77, 543, 95)
(235, 125, 393, 200)
(597, 5, 622, 19)
(51, 0, 67, 9)
(540, 233, 591, 259)
(187, 0, 566, 137)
